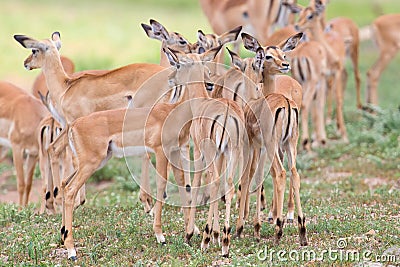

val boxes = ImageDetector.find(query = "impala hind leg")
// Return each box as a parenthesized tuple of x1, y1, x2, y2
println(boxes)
(139, 155, 153, 213)
(61, 165, 95, 261)
(24, 154, 38, 206)
(271, 156, 286, 245)
(366, 50, 396, 106)
(201, 164, 219, 251)
(333, 70, 348, 142)
(252, 148, 266, 241)
(285, 143, 308, 246)
(221, 154, 236, 256)
(312, 80, 328, 147)
(235, 147, 256, 238)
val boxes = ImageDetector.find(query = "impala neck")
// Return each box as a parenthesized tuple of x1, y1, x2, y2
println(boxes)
(261, 67, 276, 97)
(42, 54, 69, 105)
(307, 17, 326, 44)
(198, 0, 217, 20)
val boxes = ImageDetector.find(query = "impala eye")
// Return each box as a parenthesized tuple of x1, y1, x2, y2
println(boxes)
(32, 49, 39, 55)
(307, 14, 314, 20)
(265, 55, 273, 60)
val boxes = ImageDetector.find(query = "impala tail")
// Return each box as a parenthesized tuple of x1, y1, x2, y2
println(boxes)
(271, 95, 299, 145)
(211, 102, 240, 155)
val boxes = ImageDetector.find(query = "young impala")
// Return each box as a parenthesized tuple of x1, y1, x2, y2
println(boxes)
(0, 81, 48, 207)
(43, 46, 221, 260)
(163, 46, 247, 256)
(223, 32, 307, 245)
(14, 32, 172, 213)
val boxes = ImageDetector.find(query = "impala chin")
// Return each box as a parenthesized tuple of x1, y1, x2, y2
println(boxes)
(280, 68, 290, 73)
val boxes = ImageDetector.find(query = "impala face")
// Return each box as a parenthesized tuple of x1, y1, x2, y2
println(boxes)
(142, 19, 195, 54)
(15, 32, 62, 71)
(295, 6, 318, 32)
(241, 32, 302, 76)
(264, 46, 291, 74)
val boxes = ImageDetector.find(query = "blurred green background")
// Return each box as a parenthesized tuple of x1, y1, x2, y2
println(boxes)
(1, 0, 400, 108)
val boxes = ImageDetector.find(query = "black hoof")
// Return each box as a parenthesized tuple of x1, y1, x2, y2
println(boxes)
(287, 218, 294, 224)
(300, 239, 308, 246)
(267, 217, 273, 224)
(161, 241, 167, 245)
(69, 256, 78, 261)
(222, 253, 229, 258)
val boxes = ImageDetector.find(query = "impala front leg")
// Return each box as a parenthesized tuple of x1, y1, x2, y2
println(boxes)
(186, 145, 202, 244)
(12, 145, 25, 207)
(153, 149, 168, 244)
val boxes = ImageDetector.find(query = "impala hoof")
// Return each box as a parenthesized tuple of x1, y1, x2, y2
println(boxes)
(69, 256, 78, 261)
(287, 218, 294, 224)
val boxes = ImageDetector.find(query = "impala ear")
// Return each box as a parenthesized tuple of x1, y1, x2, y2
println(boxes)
(14, 34, 48, 51)
(227, 47, 245, 72)
(241, 32, 261, 53)
(282, 1, 304, 14)
(314, 0, 326, 15)
(201, 45, 222, 62)
(197, 30, 208, 47)
(279, 32, 303, 52)
(254, 47, 265, 71)
(149, 19, 170, 41)
(163, 45, 180, 68)
(219, 25, 242, 45)
(141, 23, 154, 38)
(51, 31, 62, 50)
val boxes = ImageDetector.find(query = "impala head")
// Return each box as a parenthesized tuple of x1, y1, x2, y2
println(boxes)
(141, 19, 194, 53)
(310, 0, 329, 13)
(295, 6, 321, 32)
(196, 26, 242, 53)
(227, 47, 264, 85)
(163, 46, 222, 98)
(14, 32, 62, 71)
(241, 32, 303, 75)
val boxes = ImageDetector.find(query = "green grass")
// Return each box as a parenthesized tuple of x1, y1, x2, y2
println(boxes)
(1, 0, 400, 266)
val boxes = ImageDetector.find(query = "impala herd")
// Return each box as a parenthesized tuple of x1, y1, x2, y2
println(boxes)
(1, 0, 399, 261)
